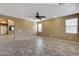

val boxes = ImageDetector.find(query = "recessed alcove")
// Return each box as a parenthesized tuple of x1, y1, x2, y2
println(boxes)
(0, 19, 14, 35)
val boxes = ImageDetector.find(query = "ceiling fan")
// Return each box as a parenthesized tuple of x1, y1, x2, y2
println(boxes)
(35, 12, 46, 20)
(29, 12, 46, 20)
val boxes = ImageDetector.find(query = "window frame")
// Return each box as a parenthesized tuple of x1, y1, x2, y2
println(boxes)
(65, 18, 78, 34)
(37, 23, 42, 32)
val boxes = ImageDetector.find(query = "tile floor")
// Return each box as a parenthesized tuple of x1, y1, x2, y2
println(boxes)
(0, 35, 79, 56)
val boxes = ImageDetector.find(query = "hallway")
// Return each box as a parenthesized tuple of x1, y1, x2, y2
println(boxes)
(0, 36, 79, 56)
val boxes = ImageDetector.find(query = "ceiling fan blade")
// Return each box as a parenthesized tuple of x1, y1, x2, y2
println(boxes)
(28, 12, 46, 20)
(40, 16, 46, 18)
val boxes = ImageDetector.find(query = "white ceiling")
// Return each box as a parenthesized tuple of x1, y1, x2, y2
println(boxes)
(0, 3, 79, 21)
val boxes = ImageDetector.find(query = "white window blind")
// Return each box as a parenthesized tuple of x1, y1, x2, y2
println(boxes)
(65, 18, 78, 33)
(38, 23, 42, 32)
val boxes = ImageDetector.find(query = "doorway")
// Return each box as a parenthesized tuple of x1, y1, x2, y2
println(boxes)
(0, 25, 7, 35)
(0, 19, 15, 40)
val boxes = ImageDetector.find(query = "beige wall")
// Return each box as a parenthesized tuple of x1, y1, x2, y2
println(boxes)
(0, 15, 37, 38)
(14, 19, 37, 38)
(38, 14, 79, 42)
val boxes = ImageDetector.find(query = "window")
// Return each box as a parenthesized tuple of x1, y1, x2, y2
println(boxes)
(65, 18, 78, 33)
(38, 23, 42, 32)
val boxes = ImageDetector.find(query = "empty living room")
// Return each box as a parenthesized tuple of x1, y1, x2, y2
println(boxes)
(0, 2, 79, 58)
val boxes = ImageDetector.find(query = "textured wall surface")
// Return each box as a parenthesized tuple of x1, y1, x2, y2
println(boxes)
(38, 14, 79, 42)
(0, 15, 37, 39)
(14, 19, 37, 38)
